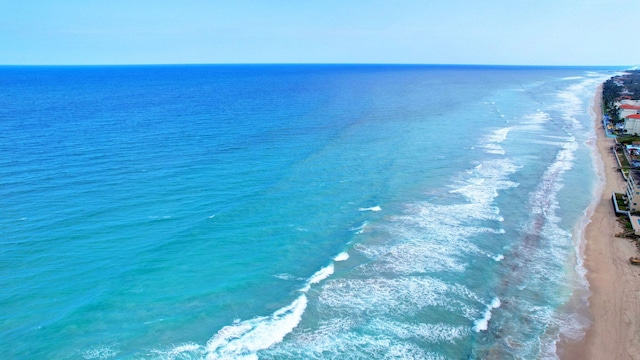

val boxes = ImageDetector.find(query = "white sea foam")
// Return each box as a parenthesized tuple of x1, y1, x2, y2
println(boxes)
(349, 220, 368, 234)
(143, 318, 164, 325)
(279, 128, 521, 355)
(480, 126, 512, 155)
(528, 140, 577, 220)
(528, 139, 571, 147)
(148, 215, 172, 220)
(262, 311, 453, 358)
(149, 342, 203, 359)
(358, 205, 382, 212)
(300, 263, 335, 292)
(487, 127, 512, 143)
(333, 252, 349, 261)
(205, 295, 308, 359)
(81, 345, 119, 359)
(556, 86, 586, 131)
(318, 276, 482, 321)
(169, 343, 201, 354)
(192, 259, 338, 359)
(483, 143, 506, 155)
(520, 110, 551, 131)
(363, 238, 468, 274)
(263, 330, 447, 359)
(473, 297, 501, 332)
(309, 264, 334, 285)
(347, 155, 517, 278)
(449, 159, 520, 206)
(274, 273, 296, 281)
(162, 261, 337, 359)
(368, 318, 470, 344)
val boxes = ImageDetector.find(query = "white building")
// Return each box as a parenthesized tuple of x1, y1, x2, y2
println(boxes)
(620, 99, 640, 106)
(620, 103, 640, 120)
(626, 170, 640, 213)
(624, 114, 640, 135)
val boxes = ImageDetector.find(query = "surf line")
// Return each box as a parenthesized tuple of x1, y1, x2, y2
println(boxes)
(359, 205, 382, 212)
(204, 254, 347, 358)
(473, 297, 502, 332)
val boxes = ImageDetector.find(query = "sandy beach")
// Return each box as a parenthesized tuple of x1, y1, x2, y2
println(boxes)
(562, 86, 640, 359)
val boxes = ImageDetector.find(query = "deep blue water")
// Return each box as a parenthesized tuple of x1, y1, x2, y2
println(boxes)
(0, 65, 623, 359)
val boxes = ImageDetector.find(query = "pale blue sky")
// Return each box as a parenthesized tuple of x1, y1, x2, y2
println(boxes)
(1, 0, 637, 65)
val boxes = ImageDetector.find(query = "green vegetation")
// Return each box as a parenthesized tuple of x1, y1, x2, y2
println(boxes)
(622, 168, 630, 178)
(615, 216, 638, 238)
(616, 193, 629, 211)
(603, 78, 621, 122)
(602, 70, 640, 124)
(616, 135, 640, 145)
(615, 146, 631, 168)
(620, 70, 640, 100)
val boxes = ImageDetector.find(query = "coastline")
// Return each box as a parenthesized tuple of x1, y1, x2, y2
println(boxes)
(561, 85, 640, 359)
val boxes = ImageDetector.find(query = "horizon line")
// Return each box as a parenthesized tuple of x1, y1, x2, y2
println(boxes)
(0, 62, 633, 69)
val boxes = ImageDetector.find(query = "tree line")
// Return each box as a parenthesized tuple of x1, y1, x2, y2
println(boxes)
(603, 70, 640, 123)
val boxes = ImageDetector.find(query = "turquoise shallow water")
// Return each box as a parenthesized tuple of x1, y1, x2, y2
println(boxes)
(0, 65, 623, 359)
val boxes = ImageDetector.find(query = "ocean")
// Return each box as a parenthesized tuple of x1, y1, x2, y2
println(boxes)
(0, 64, 623, 359)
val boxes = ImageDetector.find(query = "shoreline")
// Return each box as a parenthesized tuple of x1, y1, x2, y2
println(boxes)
(561, 85, 640, 359)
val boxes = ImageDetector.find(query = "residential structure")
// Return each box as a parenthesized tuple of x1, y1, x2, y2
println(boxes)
(624, 113, 640, 135)
(620, 99, 640, 106)
(626, 169, 640, 213)
(620, 103, 640, 119)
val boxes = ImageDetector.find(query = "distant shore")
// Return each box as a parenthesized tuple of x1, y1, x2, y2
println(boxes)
(561, 85, 640, 360)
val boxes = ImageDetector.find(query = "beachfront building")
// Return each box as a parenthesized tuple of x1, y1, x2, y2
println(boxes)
(620, 103, 640, 119)
(626, 169, 640, 213)
(626, 143, 640, 167)
(624, 114, 640, 136)
(620, 99, 640, 106)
